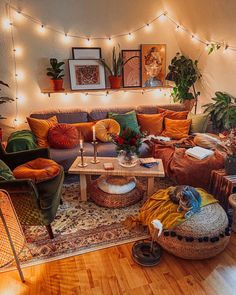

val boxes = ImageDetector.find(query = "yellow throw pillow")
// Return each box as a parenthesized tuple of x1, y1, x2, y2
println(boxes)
(95, 119, 120, 142)
(27, 116, 58, 147)
(162, 118, 191, 140)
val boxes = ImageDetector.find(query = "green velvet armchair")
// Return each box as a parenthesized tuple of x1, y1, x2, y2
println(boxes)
(0, 144, 64, 239)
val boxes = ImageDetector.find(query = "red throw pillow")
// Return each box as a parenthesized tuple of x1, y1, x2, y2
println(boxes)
(48, 123, 79, 149)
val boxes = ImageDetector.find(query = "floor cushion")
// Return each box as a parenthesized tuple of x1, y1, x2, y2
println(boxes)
(97, 175, 136, 194)
(13, 158, 61, 183)
(27, 116, 58, 147)
(95, 119, 120, 142)
(48, 123, 79, 149)
(158, 202, 230, 259)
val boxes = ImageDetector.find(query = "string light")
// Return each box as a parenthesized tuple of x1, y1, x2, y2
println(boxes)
(63, 33, 70, 43)
(38, 24, 45, 34)
(2, 18, 12, 29)
(175, 25, 180, 32)
(13, 47, 22, 57)
(15, 70, 24, 81)
(145, 23, 152, 32)
(127, 32, 133, 41)
(85, 38, 91, 45)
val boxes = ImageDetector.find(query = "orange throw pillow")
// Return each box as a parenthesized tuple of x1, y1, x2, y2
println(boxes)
(72, 122, 95, 142)
(157, 107, 189, 120)
(137, 113, 164, 135)
(13, 158, 61, 183)
(162, 118, 191, 139)
(27, 116, 58, 147)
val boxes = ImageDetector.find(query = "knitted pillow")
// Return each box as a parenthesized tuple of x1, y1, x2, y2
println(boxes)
(95, 119, 120, 142)
(48, 123, 79, 149)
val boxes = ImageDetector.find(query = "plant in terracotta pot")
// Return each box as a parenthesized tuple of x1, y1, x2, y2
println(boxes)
(166, 53, 201, 112)
(46, 58, 65, 91)
(100, 46, 137, 89)
(202, 92, 236, 132)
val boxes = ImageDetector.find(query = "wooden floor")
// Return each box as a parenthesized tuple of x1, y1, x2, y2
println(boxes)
(0, 233, 236, 295)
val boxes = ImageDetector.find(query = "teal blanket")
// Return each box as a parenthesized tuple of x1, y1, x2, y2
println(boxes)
(6, 130, 38, 152)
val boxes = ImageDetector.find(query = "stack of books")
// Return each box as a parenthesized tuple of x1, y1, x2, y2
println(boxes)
(186, 146, 214, 160)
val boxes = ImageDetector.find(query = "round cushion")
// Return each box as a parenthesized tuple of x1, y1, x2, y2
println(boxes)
(13, 158, 61, 183)
(48, 123, 79, 149)
(157, 203, 230, 259)
(97, 176, 136, 194)
(95, 119, 120, 142)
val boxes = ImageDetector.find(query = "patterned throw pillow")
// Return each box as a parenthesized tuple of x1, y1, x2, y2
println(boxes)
(108, 110, 139, 133)
(27, 116, 58, 147)
(48, 123, 79, 149)
(0, 160, 15, 181)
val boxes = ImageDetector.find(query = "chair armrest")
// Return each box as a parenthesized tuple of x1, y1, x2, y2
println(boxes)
(0, 179, 39, 199)
(1, 147, 50, 170)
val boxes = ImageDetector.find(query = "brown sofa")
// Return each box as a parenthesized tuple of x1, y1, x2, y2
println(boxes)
(30, 104, 186, 170)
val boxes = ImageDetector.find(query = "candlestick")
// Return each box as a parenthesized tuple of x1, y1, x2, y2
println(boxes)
(79, 139, 83, 149)
(91, 140, 100, 164)
(78, 147, 88, 167)
(92, 126, 96, 141)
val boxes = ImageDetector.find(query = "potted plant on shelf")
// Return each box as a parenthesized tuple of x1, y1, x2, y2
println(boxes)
(166, 52, 201, 112)
(100, 46, 137, 89)
(112, 128, 145, 167)
(46, 58, 65, 91)
(202, 92, 236, 132)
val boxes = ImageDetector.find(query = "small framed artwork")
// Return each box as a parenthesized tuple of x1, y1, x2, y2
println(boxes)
(122, 50, 141, 88)
(141, 44, 166, 87)
(72, 47, 102, 59)
(69, 59, 106, 90)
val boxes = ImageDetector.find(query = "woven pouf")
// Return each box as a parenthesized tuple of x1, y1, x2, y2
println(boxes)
(89, 176, 144, 208)
(158, 203, 231, 259)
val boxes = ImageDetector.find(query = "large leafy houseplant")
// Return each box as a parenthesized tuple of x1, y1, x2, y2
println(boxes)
(0, 80, 14, 119)
(202, 92, 236, 131)
(100, 46, 137, 89)
(166, 53, 201, 111)
(46, 58, 65, 91)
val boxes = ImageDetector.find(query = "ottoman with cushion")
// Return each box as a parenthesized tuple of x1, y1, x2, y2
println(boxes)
(158, 203, 230, 259)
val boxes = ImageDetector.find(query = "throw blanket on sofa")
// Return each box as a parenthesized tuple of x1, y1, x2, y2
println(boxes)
(125, 187, 217, 231)
(6, 130, 37, 153)
(147, 138, 225, 190)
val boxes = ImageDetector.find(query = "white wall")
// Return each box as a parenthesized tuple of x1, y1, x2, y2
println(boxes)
(1, 0, 236, 137)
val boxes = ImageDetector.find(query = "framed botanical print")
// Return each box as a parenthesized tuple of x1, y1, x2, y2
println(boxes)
(72, 47, 102, 59)
(122, 50, 141, 88)
(141, 44, 166, 87)
(69, 59, 106, 90)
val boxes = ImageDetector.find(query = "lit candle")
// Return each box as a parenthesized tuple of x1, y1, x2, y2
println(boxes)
(92, 126, 96, 141)
(80, 139, 83, 149)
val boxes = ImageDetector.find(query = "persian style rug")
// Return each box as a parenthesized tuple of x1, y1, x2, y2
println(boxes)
(2, 177, 174, 271)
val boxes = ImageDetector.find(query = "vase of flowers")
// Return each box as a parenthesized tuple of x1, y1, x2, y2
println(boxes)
(219, 128, 236, 175)
(112, 128, 145, 168)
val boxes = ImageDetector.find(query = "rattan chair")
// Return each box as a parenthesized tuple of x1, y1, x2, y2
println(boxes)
(0, 144, 64, 239)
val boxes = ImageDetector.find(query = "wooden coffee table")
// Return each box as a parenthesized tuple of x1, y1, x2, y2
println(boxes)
(68, 157, 165, 201)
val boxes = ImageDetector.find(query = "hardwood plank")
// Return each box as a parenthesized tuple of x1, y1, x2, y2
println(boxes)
(0, 234, 235, 295)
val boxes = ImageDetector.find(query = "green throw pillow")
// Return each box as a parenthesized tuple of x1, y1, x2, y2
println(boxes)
(108, 110, 140, 133)
(188, 112, 210, 133)
(0, 160, 15, 181)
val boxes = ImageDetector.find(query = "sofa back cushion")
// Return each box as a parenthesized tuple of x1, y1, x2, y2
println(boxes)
(137, 104, 186, 114)
(89, 107, 135, 121)
(30, 108, 88, 123)
(157, 107, 189, 120)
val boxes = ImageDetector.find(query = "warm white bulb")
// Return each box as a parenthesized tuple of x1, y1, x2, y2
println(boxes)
(2, 18, 12, 30)
(159, 12, 167, 21)
(205, 43, 210, 51)
(38, 24, 45, 34)
(85, 38, 92, 45)
(127, 33, 133, 41)
(63, 34, 70, 44)
(15, 71, 24, 81)
(14, 118, 21, 126)
(16, 94, 25, 104)
(145, 23, 152, 32)
(13, 47, 22, 57)
(176, 25, 180, 32)
(191, 34, 198, 42)
(106, 37, 113, 45)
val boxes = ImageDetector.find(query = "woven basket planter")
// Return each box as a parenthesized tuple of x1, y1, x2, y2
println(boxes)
(157, 203, 230, 260)
(89, 178, 144, 208)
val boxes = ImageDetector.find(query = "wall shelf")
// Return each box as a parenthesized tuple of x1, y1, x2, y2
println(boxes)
(41, 85, 173, 97)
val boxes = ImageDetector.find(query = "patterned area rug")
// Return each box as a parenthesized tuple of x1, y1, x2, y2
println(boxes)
(3, 177, 174, 270)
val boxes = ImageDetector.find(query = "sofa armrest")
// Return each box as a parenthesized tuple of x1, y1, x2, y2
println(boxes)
(0, 145, 50, 170)
(0, 179, 39, 199)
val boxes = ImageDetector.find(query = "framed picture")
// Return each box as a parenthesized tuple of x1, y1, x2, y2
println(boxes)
(72, 47, 102, 59)
(69, 59, 106, 90)
(122, 50, 141, 88)
(141, 44, 166, 87)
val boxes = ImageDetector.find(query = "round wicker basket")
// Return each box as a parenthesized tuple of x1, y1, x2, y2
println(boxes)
(89, 177, 144, 208)
(157, 203, 230, 259)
